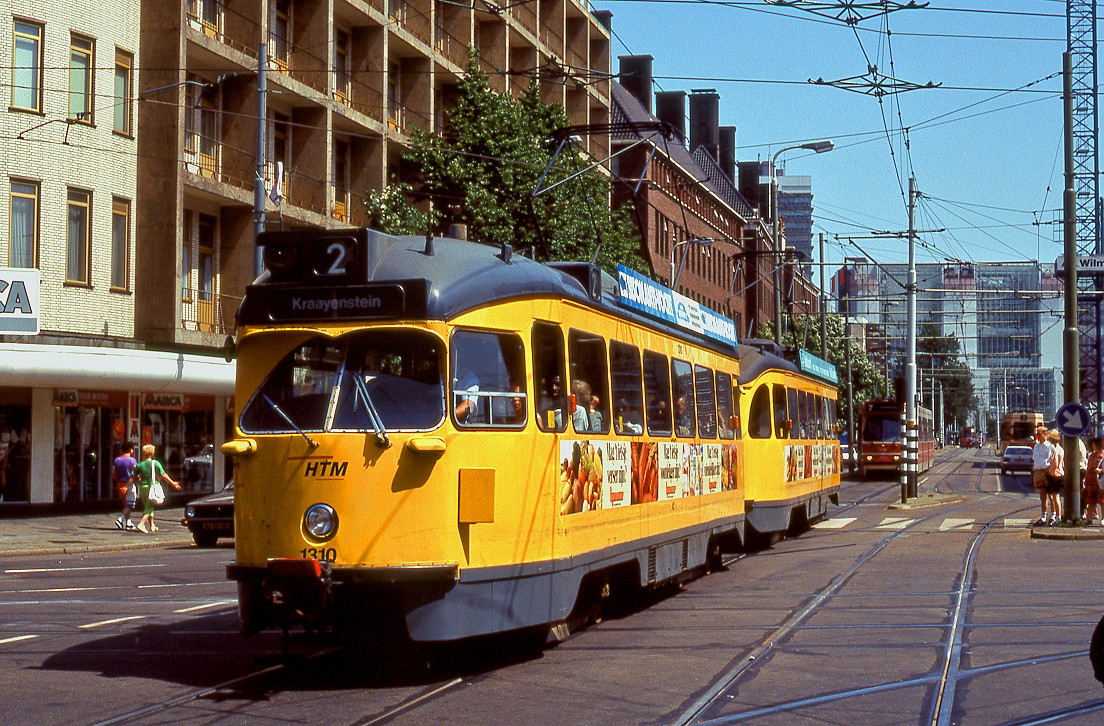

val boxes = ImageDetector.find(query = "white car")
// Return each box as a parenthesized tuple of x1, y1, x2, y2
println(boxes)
(1000, 446, 1034, 475)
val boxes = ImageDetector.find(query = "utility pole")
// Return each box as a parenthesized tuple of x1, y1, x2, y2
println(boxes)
(254, 43, 268, 277)
(1063, 51, 1082, 521)
(844, 271, 856, 474)
(819, 232, 827, 360)
(905, 177, 919, 500)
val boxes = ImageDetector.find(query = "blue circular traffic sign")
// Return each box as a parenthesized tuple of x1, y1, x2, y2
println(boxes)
(1055, 401, 1092, 438)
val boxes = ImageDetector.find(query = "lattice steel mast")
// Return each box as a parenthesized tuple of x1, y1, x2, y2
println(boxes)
(1068, 0, 1101, 422)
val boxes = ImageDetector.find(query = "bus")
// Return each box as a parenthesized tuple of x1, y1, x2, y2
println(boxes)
(858, 399, 935, 479)
(999, 412, 1044, 455)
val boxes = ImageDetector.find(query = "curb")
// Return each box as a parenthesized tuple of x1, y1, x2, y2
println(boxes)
(1030, 526, 1104, 541)
(887, 494, 967, 510)
(0, 538, 196, 558)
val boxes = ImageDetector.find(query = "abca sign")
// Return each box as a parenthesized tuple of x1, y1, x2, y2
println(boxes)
(0, 269, 40, 335)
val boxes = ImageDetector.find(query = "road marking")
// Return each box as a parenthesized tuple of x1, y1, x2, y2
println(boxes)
(1004, 518, 1032, 528)
(4, 564, 165, 575)
(174, 600, 236, 614)
(0, 635, 38, 645)
(79, 616, 146, 629)
(876, 517, 911, 530)
(814, 517, 857, 529)
(939, 518, 975, 531)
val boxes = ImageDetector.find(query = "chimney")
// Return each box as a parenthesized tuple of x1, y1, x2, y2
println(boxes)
(689, 89, 720, 162)
(618, 55, 653, 114)
(654, 90, 686, 144)
(739, 160, 769, 220)
(593, 10, 613, 31)
(719, 126, 737, 183)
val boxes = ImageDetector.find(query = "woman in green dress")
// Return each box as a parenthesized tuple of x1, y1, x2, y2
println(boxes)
(128, 444, 181, 533)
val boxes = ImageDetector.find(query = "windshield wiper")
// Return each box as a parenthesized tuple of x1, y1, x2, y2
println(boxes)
(262, 394, 319, 448)
(353, 375, 391, 448)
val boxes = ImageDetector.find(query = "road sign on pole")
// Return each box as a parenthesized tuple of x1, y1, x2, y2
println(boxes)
(1056, 401, 1092, 438)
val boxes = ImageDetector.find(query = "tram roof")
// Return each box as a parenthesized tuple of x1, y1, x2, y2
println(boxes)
(240, 228, 740, 357)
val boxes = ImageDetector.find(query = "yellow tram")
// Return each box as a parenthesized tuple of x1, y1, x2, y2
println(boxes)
(222, 228, 747, 641)
(737, 345, 841, 541)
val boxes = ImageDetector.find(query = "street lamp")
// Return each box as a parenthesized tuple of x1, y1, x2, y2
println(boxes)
(670, 238, 714, 290)
(772, 140, 834, 345)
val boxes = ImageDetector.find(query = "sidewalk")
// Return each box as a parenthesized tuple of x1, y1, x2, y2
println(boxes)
(0, 507, 196, 558)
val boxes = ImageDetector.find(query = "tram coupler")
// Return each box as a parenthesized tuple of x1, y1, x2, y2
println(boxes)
(263, 558, 333, 634)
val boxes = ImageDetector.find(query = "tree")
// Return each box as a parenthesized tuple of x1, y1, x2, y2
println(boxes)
(917, 323, 977, 432)
(771, 315, 887, 431)
(365, 55, 647, 276)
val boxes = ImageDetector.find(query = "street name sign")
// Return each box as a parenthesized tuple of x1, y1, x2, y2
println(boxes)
(1055, 401, 1092, 438)
(1054, 255, 1104, 277)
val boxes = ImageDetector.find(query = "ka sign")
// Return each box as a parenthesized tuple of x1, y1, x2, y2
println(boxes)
(0, 269, 40, 334)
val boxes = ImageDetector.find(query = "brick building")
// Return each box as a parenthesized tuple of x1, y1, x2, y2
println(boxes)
(611, 55, 820, 341)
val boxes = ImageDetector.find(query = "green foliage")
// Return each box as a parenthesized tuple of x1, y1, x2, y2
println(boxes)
(364, 55, 647, 276)
(769, 315, 888, 432)
(917, 323, 977, 431)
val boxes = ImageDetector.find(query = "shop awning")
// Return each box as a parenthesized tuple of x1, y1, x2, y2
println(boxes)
(0, 343, 235, 395)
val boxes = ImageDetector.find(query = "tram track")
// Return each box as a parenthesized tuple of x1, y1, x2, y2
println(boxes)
(670, 487, 1039, 726)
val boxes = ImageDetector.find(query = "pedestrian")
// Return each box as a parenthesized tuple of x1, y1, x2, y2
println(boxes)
(1031, 429, 1054, 525)
(1085, 438, 1104, 525)
(112, 441, 138, 531)
(127, 444, 181, 533)
(1045, 429, 1065, 525)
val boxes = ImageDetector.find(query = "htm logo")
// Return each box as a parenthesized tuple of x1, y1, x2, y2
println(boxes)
(304, 461, 348, 477)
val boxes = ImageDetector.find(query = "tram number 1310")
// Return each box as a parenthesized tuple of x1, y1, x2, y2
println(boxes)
(300, 547, 337, 562)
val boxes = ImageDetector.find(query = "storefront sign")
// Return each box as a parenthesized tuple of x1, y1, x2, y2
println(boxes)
(142, 393, 185, 410)
(0, 268, 39, 334)
(53, 389, 127, 407)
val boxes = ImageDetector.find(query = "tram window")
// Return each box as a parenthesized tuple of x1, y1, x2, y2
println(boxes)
(749, 384, 772, 439)
(733, 384, 742, 439)
(568, 330, 610, 434)
(829, 399, 838, 437)
(242, 330, 447, 435)
(672, 359, 695, 438)
(532, 322, 568, 432)
(788, 388, 800, 439)
(817, 395, 827, 438)
(801, 391, 814, 439)
(643, 351, 672, 436)
(715, 371, 734, 440)
(451, 330, 526, 428)
(695, 365, 717, 439)
(610, 342, 644, 435)
(773, 384, 788, 439)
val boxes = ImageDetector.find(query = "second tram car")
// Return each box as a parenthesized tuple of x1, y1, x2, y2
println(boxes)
(999, 412, 1044, 455)
(858, 400, 935, 479)
(222, 228, 750, 642)
(738, 345, 841, 540)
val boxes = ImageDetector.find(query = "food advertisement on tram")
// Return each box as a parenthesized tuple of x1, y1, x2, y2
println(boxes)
(560, 440, 740, 515)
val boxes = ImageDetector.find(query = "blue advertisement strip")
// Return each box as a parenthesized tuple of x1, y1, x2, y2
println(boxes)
(798, 348, 839, 384)
(617, 265, 737, 347)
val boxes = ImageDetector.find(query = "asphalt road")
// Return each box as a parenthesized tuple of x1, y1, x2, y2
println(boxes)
(2, 447, 1104, 725)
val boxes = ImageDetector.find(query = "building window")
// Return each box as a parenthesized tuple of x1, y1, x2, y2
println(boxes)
(333, 139, 349, 222)
(111, 198, 130, 290)
(9, 180, 38, 268)
(12, 21, 43, 111)
(66, 189, 91, 284)
(182, 212, 193, 301)
(271, 0, 290, 70)
(69, 34, 94, 123)
(198, 214, 216, 302)
(113, 49, 133, 135)
(334, 28, 351, 103)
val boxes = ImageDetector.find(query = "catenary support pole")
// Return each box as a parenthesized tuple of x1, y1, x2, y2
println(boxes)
(1063, 51, 1082, 521)
(254, 43, 268, 277)
(906, 177, 919, 499)
(819, 232, 827, 360)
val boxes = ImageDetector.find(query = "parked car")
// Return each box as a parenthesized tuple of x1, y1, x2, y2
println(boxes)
(840, 444, 856, 464)
(1001, 446, 1034, 475)
(182, 444, 214, 489)
(181, 480, 233, 547)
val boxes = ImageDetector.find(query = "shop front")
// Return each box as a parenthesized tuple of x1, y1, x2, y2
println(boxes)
(0, 343, 235, 508)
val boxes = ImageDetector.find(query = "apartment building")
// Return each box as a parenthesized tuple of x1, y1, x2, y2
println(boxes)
(138, 0, 613, 349)
(2, 4, 235, 508)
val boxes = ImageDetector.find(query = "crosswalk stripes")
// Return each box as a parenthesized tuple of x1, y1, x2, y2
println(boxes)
(939, 518, 974, 531)
(813, 517, 857, 529)
(876, 517, 911, 530)
(1003, 518, 1032, 528)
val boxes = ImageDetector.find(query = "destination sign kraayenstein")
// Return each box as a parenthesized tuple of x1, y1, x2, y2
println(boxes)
(799, 349, 839, 384)
(616, 265, 738, 347)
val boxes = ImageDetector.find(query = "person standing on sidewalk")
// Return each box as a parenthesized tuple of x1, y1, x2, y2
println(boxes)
(113, 441, 138, 531)
(1032, 428, 1055, 525)
(1045, 429, 1065, 525)
(127, 444, 181, 533)
(1085, 438, 1104, 525)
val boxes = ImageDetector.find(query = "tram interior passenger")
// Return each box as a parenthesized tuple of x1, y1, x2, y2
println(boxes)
(451, 330, 526, 427)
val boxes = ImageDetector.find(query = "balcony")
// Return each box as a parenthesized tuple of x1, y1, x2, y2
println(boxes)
(186, 1, 260, 59)
(181, 289, 239, 335)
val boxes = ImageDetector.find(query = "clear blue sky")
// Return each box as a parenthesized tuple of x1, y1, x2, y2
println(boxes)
(595, 0, 1068, 271)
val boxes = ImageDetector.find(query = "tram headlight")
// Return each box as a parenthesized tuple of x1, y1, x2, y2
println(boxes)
(303, 503, 338, 541)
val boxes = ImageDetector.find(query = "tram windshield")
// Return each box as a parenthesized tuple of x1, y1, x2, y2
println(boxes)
(240, 330, 445, 434)
(862, 415, 902, 444)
